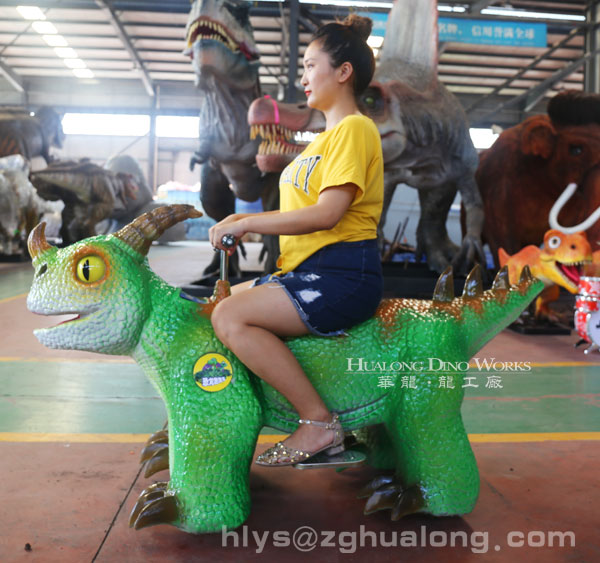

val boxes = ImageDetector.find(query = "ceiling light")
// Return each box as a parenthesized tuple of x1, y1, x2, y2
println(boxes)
(32, 21, 57, 34)
(43, 34, 68, 47)
(63, 58, 86, 69)
(481, 7, 585, 22)
(16, 6, 46, 20)
(72, 68, 95, 79)
(55, 47, 77, 59)
(367, 35, 384, 49)
(438, 5, 466, 12)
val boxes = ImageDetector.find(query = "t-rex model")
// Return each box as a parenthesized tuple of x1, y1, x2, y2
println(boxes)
(26, 204, 542, 534)
(248, 0, 485, 274)
(476, 90, 600, 263)
(184, 0, 279, 274)
(498, 229, 593, 320)
(0, 106, 64, 163)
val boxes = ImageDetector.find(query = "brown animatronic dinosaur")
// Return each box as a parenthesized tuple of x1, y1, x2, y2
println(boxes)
(248, 0, 485, 274)
(498, 229, 594, 321)
(476, 90, 600, 264)
(0, 107, 64, 163)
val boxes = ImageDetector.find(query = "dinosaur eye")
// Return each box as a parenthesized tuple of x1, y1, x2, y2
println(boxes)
(547, 236, 562, 249)
(364, 95, 375, 108)
(569, 144, 583, 156)
(76, 255, 106, 283)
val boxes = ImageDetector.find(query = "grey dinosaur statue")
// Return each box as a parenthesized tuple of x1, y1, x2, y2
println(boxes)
(0, 106, 64, 163)
(248, 0, 485, 274)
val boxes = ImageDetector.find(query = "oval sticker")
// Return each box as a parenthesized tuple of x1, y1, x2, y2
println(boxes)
(193, 353, 233, 392)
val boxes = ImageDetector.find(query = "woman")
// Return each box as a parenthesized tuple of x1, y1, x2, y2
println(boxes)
(209, 15, 383, 466)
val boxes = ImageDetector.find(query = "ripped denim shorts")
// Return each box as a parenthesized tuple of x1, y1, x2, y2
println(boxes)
(251, 239, 383, 337)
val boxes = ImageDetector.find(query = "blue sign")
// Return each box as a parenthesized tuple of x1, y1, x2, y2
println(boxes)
(358, 11, 388, 37)
(438, 18, 547, 47)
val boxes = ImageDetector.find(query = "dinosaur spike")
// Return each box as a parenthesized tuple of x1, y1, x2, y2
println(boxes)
(114, 204, 202, 256)
(462, 264, 483, 298)
(143, 447, 170, 478)
(131, 494, 179, 530)
(432, 267, 454, 302)
(518, 265, 534, 285)
(27, 222, 52, 260)
(140, 440, 169, 464)
(492, 266, 510, 291)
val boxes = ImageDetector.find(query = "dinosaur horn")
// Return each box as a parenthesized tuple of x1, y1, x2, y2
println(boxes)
(432, 266, 454, 302)
(462, 264, 483, 298)
(27, 222, 52, 260)
(114, 204, 202, 256)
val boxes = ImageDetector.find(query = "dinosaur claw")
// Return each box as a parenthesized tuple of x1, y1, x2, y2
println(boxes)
(390, 486, 424, 521)
(143, 445, 170, 478)
(140, 440, 169, 464)
(364, 484, 401, 515)
(129, 482, 178, 529)
(145, 429, 168, 447)
(357, 474, 395, 499)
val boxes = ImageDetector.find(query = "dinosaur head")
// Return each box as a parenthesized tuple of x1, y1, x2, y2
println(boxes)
(184, 0, 260, 90)
(27, 205, 202, 355)
(539, 229, 592, 293)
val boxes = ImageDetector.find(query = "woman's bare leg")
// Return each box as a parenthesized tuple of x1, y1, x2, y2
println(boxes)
(211, 283, 337, 455)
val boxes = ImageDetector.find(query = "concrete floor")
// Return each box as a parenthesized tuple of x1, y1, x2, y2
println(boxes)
(1, 241, 599, 562)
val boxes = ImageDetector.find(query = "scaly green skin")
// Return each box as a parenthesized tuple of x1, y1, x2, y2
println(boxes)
(26, 216, 543, 534)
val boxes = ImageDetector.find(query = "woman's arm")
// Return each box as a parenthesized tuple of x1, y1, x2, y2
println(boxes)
(209, 184, 357, 251)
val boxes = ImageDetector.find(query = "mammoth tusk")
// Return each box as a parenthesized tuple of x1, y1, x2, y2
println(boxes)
(548, 183, 600, 234)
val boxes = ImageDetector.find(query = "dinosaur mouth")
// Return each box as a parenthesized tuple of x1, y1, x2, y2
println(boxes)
(556, 261, 588, 288)
(250, 124, 321, 156)
(185, 17, 259, 62)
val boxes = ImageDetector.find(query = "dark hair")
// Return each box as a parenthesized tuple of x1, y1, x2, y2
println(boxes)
(310, 14, 375, 96)
(547, 90, 600, 127)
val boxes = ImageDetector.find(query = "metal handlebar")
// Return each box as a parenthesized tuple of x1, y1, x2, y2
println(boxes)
(219, 234, 237, 282)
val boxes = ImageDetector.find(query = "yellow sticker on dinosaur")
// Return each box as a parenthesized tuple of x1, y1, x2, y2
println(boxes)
(193, 353, 233, 392)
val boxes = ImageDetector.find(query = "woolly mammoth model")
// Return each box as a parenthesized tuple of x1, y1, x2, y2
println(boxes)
(27, 205, 543, 533)
(477, 90, 600, 263)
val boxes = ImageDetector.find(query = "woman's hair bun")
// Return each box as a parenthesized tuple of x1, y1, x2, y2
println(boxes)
(341, 14, 373, 42)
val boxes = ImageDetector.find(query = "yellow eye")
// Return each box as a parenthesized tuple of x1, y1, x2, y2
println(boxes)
(76, 255, 106, 283)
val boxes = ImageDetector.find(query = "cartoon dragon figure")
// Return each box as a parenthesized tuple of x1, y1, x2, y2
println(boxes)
(26, 205, 542, 534)
(498, 229, 594, 321)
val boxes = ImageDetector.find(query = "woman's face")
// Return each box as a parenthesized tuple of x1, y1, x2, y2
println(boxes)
(301, 41, 346, 111)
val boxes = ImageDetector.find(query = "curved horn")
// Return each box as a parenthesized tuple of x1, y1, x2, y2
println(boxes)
(27, 222, 52, 260)
(549, 183, 600, 234)
(114, 204, 202, 256)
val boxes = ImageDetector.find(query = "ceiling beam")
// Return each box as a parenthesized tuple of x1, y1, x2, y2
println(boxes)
(94, 0, 155, 97)
(468, 1, 496, 14)
(0, 58, 25, 93)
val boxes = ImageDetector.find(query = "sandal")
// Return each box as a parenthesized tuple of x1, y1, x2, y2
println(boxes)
(255, 413, 345, 466)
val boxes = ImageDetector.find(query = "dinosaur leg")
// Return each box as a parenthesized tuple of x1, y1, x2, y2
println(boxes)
(352, 424, 396, 469)
(416, 185, 460, 273)
(534, 284, 561, 322)
(362, 384, 479, 520)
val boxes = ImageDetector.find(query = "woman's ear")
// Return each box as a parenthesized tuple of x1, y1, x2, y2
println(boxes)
(337, 62, 354, 84)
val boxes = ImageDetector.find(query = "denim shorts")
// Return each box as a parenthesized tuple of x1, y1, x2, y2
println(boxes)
(251, 239, 383, 336)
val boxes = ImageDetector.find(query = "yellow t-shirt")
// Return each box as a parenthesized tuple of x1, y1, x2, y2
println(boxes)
(275, 114, 383, 274)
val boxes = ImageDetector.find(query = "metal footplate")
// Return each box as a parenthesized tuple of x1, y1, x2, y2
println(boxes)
(294, 449, 367, 470)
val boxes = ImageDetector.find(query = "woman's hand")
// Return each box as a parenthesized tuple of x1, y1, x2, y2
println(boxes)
(209, 215, 247, 254)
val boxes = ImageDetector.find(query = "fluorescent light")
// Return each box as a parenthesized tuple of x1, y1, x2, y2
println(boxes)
(32, 21, 57, 34)
(72, 68, 94, 79)
(367, 35, 384, 49)
(62, 113, 150, 136)
(470, 128, 499, 150)
(55, 47, 77, 59)
(156, 116, 199, 138)
(43, 34, 68, 47)
(438, 5, 466, 13)
(16, 6, 46, 20)
(63, 58, 86, 69)
(481, 7, 585, 22)
(298, 0, 393, 8)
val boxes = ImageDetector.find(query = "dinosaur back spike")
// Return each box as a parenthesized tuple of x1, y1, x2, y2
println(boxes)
(114, 204, 202, 256)
(462, 264, 483, 298)
(492, 266, 510, 291)
(432, 266, 454, 302)
(518, 265, 534, 285)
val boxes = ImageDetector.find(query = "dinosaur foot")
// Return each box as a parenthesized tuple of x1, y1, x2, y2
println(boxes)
(358, 476, 424, 520)
(129, 481, 179, 530)
(140, 430, 169, 477)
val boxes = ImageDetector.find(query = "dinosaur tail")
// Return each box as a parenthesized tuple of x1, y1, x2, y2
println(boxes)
(432, 265, 544, 359)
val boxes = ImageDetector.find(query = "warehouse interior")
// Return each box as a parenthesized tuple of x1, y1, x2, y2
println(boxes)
(1, 0, 599, 561)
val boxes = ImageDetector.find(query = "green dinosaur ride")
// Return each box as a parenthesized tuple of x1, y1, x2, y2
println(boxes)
(26, 205, 543, 534)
